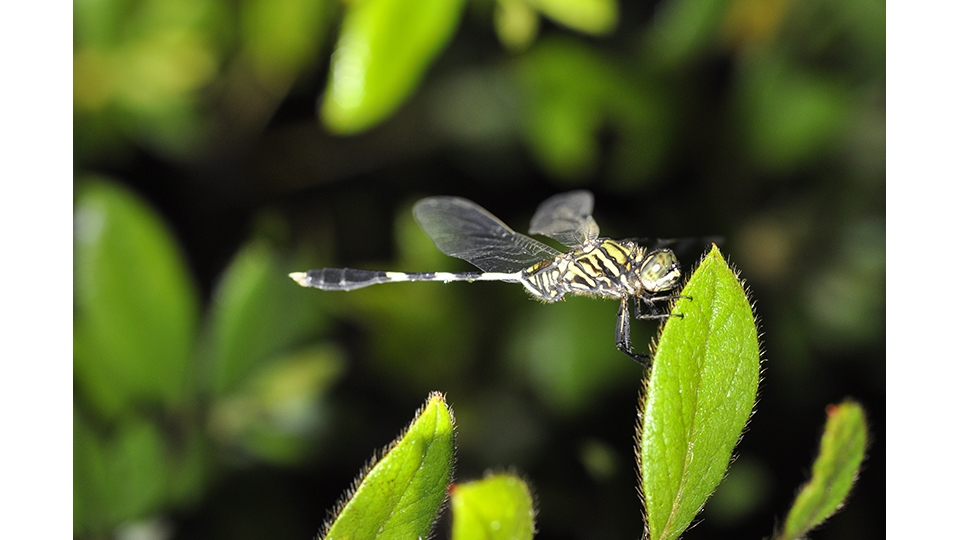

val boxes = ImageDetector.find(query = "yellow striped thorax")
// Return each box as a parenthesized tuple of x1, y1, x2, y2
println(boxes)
(520, 239, 679, 302)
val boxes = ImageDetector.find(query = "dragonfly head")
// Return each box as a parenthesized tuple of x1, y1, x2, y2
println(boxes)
(637, 249, 682, 293)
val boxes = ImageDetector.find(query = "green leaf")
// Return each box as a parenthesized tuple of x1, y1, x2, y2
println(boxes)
(240, 0, 331, 89)
(75, 409, 209, 535)
(205, 240, 327, 396)
(74, 178, 200, 419)
(321, 0, 467, 134)
(737, 56, 852, 172)
(494, 0, 539, 52)
(516, 37, 675, 182)
(450, 473, 535, 540)
(638, 245, 760, 540)
(531, 0, 618, 36)
(73, 412, 168, 534)
(323, 392, 455, 540)
(775, 400, 868, 540)
(208, 344, 345, 465)
(643, 0, 732, 66)
(507, 295, 638, 415)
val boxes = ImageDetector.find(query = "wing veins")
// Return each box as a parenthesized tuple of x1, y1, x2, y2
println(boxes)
(413, 197, 561, 273)
(528, 190, 600, 247)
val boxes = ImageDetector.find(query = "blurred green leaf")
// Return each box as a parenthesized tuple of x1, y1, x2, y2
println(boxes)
(74, 0, 231, 160)
(209, 344, 345, 464)
(803, 219, 885, 347)
(206, 240, 328, 396)
(644, 0, 733, 65)
(775, 400, 868, 540)
(703, 455, 773, 526)
(494, 0, 540, 51)
(737, 55, 852, 171)
(74, 178, 200, 419)
(507, 296, 638, 415)
(74, 413, 169, 535)
(75, 411, 209, 535)
(320, 0, 467, 134)
(517, 40, 604, 178)
(638, 246, 760, 540)
(322, 393, 455, 540)
(73, 0, 127, 48)
(450, 473, 535, 540)
(516, 37, 674, 182)
(531, 0, 618, 36)
(240, 0, 330, 88)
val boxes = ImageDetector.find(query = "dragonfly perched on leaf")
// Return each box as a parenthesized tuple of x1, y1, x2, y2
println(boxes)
(290, 190, 686, 363)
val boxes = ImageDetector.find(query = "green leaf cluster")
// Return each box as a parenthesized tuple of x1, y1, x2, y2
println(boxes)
(318, 394, 536, 540)
(73, 178, 343, 535)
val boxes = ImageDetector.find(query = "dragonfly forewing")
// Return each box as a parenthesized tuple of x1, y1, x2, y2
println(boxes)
(413, 196, 561, 273)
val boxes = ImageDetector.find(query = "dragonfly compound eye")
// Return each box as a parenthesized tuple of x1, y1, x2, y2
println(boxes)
(638, 249, 682, 292)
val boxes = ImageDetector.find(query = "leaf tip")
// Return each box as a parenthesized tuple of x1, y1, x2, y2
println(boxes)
(319, 392, 456, 539)
(774, 400, 869, 540)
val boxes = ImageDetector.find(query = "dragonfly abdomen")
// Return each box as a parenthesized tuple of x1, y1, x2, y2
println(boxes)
(290, 268, 523, 291)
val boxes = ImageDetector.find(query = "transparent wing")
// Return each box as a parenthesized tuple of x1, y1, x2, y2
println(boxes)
(413, 196, 562, 273)
(528, 190, 600, 247)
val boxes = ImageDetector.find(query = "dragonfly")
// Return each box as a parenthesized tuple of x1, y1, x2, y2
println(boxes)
(289, 190, 685, 364)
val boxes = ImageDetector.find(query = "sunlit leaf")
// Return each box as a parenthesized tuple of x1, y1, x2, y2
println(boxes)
(322, 392, 455, 540)
(638, 246, 760, 540)
(531, 0, 618, 36)
(494, 0, 540, 51)
(321, 0, 467, 134)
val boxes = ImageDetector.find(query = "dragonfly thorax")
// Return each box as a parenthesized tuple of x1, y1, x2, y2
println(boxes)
(519, 239, 676, 302)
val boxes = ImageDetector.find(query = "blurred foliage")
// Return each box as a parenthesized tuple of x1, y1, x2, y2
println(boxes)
(73, 178, 341, 536)
(73, 0, 884, 537)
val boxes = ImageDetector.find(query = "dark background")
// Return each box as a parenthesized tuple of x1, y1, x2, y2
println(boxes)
(73, 0, 884, 538)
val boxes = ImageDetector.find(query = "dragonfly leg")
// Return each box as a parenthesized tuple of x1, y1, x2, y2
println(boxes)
(634, 292, 689, 320)
(616, 297, 651, 367)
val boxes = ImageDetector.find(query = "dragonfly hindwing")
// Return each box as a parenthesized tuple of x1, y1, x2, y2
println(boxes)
(529, 190, 600, 247)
